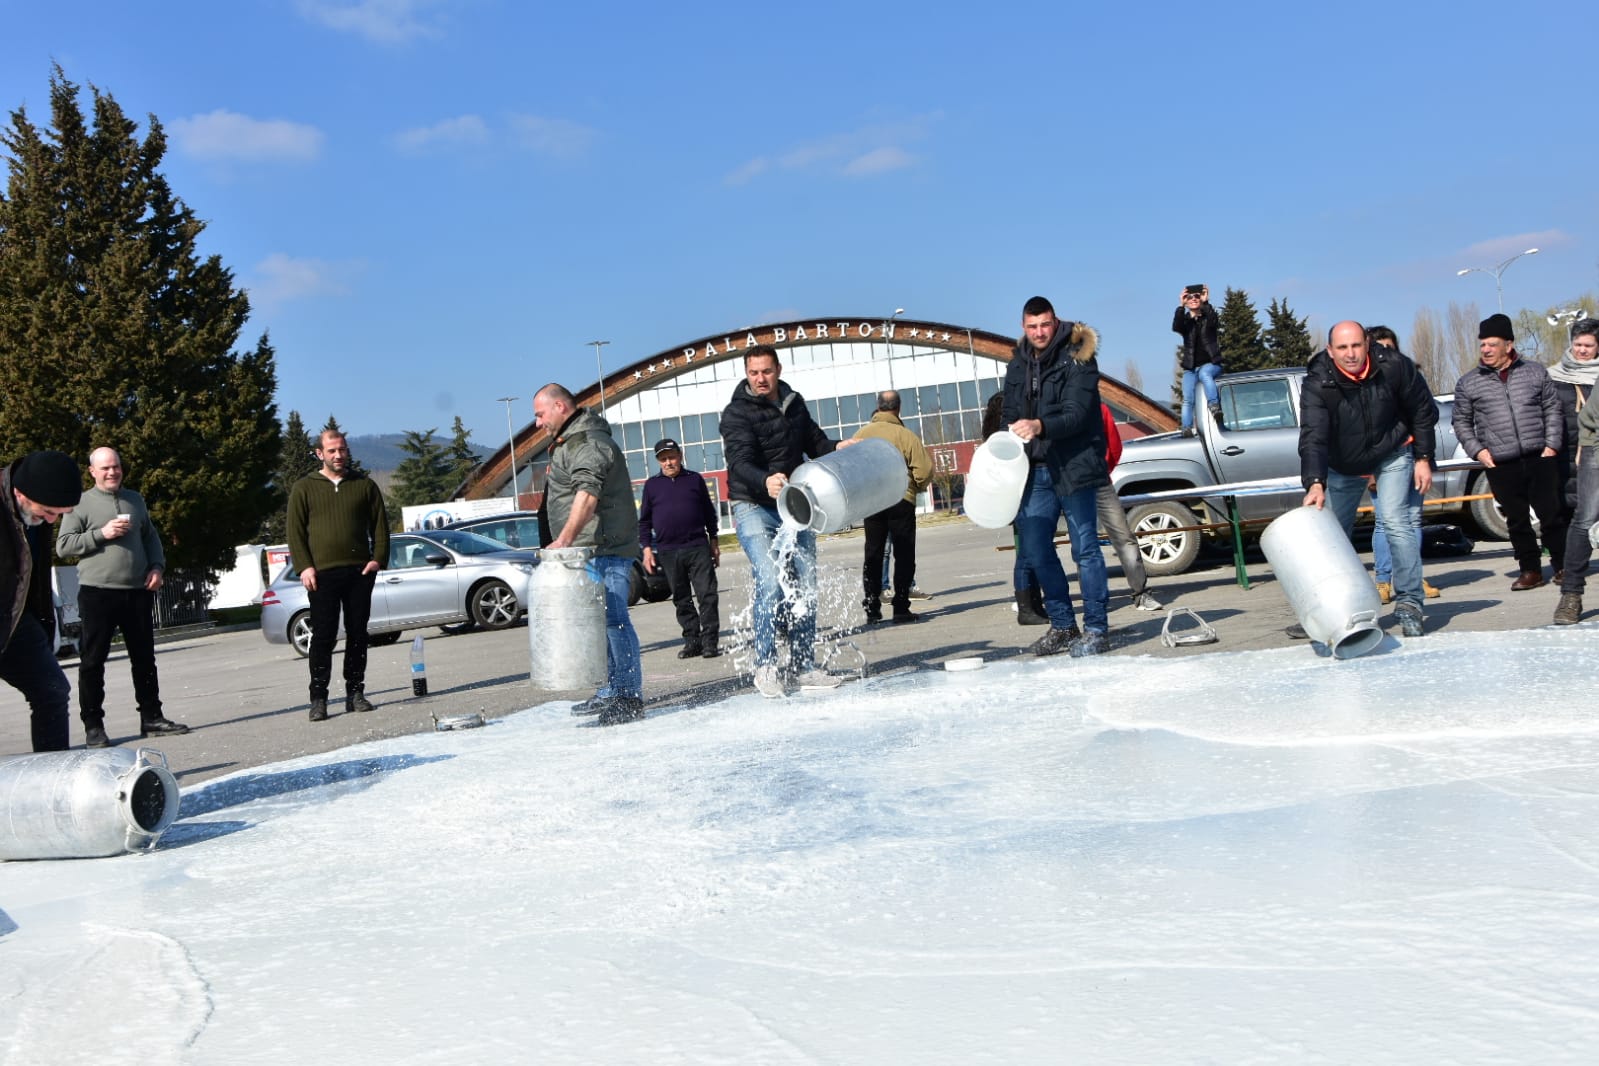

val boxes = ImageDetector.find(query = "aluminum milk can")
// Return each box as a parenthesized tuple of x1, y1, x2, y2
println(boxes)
(776, 437, 909, 534)
(0, 747, 180, 860)
(528, 546, 608, 690)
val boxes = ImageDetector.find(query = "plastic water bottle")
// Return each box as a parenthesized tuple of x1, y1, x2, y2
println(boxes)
(410, 635, 428, 696)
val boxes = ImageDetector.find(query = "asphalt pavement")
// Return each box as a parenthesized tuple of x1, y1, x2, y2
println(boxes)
(0, 515, 1575, 785)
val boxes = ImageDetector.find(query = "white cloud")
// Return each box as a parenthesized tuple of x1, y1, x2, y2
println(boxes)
(170, 110, 323, 163)
(394, 114, 490, 153)
(295, 0, 446, 45)
(723, 112, 939, 185)
(1459, 230, 1571, 262)
(248, 253, 361, 306)
(507, 114, 597, 160)
(842, 146, 914, 177)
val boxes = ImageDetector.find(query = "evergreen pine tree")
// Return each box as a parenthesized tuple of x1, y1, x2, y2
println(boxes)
(1263, 298, 1313, 369)
(390, 429, 456, 509)
(0, 67, 278, 577)
(260, 411, 317, 542)
(1217, 287, 1268, 373)
(447, 416, 478, 487)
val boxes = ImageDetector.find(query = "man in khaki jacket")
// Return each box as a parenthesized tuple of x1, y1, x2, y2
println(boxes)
(854, 390, 934, 623)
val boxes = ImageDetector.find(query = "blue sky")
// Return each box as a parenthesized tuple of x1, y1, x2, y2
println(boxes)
(4, 0, 1593, 446)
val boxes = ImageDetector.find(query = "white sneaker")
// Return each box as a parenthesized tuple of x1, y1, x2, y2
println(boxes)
(754, 664, 784, 698)
(1132, 591, 1163, 612)
(795, 669, 843, 690)
(906, 586, 933, 600)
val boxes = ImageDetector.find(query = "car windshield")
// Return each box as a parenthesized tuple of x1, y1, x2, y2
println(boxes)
(415, 529, 510, 556)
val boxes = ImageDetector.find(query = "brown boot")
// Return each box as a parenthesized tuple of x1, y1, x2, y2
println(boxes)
(1554, 593, 1582, 625)
(1510, 571, 1545, 591)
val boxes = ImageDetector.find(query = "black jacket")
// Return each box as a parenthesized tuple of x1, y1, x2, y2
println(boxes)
(1172, 303, 1221, 371)
(1001, 321, 1108, 496)
(1298, 347, 1438, 487)
(720, 379, 836, 505)
(1, 461, 59, 652)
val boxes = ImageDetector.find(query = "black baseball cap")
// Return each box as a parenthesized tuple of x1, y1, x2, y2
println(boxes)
(653, 438, 681, 456)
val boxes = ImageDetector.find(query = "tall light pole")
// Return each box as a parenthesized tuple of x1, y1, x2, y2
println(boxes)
(497, 396, 520, 502)
(1456, 247, 1539, 312)
(883, 308, 905, 388)
(589, 340, 611, 417)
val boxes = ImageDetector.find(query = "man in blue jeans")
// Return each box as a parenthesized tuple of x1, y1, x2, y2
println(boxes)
(1298, 320, 1438, 638)
(535, 383, 645, 726)
(721, 345, 855, 697)
(1002, 296, 1112, 657)
(1172, 284, 1223, 437)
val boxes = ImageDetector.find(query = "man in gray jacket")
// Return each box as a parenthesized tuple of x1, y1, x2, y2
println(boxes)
(534, 383, 645, 726)
(1452, 313, 1567, 590)
(56, 448, 189, 747)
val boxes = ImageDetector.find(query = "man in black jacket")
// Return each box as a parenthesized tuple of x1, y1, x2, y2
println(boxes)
(2, 451, 80, 752)
(1002, 296, 1111, 657)
(721, 345, 851, 697)
(1299, 321, 1438, 637)
(1172, 284, 1223, 436)
(638, 438, 721, 660)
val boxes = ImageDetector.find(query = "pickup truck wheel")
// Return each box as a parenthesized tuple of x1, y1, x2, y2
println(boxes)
(1128, 501, 1203, 576)
(1467, 474, 1513, 541)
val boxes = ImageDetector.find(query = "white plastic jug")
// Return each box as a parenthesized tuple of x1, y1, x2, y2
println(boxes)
(777, 437, 908, 534)
(0, 747, 179, 860)
(1260, 506, 1384, 659)
(963, 431, 1030, 528)
(528, 547, 608, 690)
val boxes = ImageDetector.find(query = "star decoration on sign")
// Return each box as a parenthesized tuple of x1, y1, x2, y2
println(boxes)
(941, 332, 951, 341)
(633, 370, 642, 380)
(908, 328, 921, 338)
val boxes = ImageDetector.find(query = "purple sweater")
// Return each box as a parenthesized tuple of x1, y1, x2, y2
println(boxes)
(638, 469, 718, 551)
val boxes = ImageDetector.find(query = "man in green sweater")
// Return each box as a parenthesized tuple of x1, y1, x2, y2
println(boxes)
(287, 430, 389, 721)
(56, 447, 188, 746)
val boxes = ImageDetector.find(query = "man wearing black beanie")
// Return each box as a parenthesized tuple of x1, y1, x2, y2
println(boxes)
(2, 450, 80, 751)
(1452, 314, 1568, 590)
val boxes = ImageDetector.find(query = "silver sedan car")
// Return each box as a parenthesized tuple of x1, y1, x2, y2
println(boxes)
(260, 530, 534, 656)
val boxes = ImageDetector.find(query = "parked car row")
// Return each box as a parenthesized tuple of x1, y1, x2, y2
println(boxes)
(442, 511, 671, 606)
(260, 530, 535, 656)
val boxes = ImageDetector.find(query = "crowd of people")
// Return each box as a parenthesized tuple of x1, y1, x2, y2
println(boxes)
(6, 300, 1595, 743)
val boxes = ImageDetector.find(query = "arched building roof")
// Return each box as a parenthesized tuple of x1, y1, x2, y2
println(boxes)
(462, 316, 1176, 499)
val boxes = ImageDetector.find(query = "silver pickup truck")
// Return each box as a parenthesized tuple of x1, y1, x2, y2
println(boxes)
(1111, 367, 1499, 576)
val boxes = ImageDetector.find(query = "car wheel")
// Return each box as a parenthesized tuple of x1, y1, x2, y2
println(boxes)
(368, 631, 403, 646)
(288, 610, 313, 658)
(469, 579, 518, 629)
(1127, 500, 1203, 576)
(1467, 474, 1513, 540)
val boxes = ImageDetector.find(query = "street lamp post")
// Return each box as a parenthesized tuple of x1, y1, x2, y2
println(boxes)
(1456, 247, 1539, 312)
(883, 308, 905, 388)
(589, 340, 611, 417)
(497, 396, 520, 503)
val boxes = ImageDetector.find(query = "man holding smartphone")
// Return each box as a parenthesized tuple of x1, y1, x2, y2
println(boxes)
(56, 447, 188, 747)
(1172, 284, 1224, 436)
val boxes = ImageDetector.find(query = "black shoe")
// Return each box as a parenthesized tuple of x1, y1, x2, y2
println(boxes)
(1208, 403, 1225, 429)
(677, 644, 703, 659)
(570, 696, 605, 717)
(308, 699, 328, 722)
(1028, 626, 1080, 657)
(1070, 630, 1110, 657)
(84, 725, 111, 748)
(702, 646, 721, 659)
(1180, 425, 1197, 438)
(140, 716, 191, 737)
(595, 696, 645, 726)
(892, 608, 920, 624)
(1015, 590, 1048, 626)
(1284, 623, 1309, 640)
(346, 689, 374, 714)
(863, 598, 883, 625)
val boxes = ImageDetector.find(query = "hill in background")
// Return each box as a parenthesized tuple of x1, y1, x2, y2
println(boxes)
(345, 433, 490, 495)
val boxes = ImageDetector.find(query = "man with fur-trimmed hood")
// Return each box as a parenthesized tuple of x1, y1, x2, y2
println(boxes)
(1001, 295, 1111, 657)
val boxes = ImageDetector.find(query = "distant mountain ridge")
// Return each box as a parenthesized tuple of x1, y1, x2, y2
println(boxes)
(345, 433, 490, 476)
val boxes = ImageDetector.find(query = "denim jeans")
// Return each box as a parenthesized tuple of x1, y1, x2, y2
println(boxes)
(1326, 447, 1422, 608)
(733, 500, 817, 670)
(1560, 448, 1599, 594)
(586, 554, 641, 699)
(1180, 363, 1222, 430)
(0, 612, 71, 751)
(1014, 466, 1109, 633)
